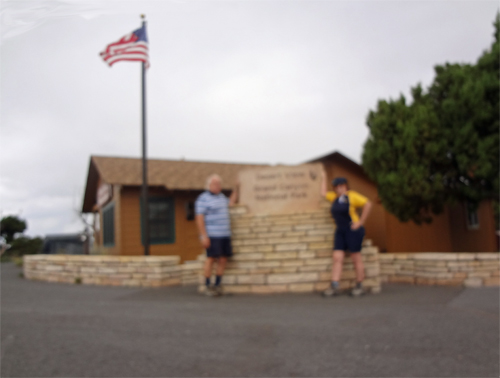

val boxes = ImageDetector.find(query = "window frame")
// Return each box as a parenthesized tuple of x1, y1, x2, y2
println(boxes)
(141, 196, 176, 245)
(185, 201, 195, 221)
(102, 201, 115, 247)
(465, 201, 480, 230)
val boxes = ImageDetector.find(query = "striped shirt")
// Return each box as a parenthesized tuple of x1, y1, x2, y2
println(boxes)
(195, 191, 231, 237)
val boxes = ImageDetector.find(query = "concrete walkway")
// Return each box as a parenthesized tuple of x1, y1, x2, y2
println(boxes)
(1, 262, 498, 377)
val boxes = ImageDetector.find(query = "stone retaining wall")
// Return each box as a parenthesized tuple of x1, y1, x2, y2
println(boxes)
(198, 205, 381, 294)
(23, 204, 383, 294)
(23, 255, 203, 287)
(379, 253, 500, 287)
(182, 259, 204, 286)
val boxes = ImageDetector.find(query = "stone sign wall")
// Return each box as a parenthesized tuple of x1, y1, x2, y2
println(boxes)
(238, 164, 324, 215)
(198, 204, 382, 294)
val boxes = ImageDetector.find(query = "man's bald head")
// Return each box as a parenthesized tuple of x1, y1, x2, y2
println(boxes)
(206, 174, 222, 194)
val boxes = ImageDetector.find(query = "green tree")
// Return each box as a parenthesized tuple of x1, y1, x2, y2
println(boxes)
(0, 216, 27, 243)
(5, 236, 44, 258)
(362, 14, 499, 224)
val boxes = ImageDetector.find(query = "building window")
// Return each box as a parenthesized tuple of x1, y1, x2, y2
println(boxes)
(102, 202, 115, 246)
(141, 197, 175, 244)
(465, 202, 480, 230)
(185, 201, 195, 221)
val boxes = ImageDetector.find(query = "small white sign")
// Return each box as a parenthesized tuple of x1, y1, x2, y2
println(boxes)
(97, 183, 112, 207)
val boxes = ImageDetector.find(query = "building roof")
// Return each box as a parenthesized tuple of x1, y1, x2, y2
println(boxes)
(82, 151, 368, 213)
(306, 151, 368, 178)
(82, 156, 269, 212)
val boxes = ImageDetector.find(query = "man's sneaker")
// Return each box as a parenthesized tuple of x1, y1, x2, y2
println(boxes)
(214, 285, 223, 296)
(322, 286, 340, 297)
(205, 286, 219, 297)
(350, 286, 365, 297)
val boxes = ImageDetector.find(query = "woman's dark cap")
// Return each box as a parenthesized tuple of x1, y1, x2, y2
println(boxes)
(332, 177, 348, 187)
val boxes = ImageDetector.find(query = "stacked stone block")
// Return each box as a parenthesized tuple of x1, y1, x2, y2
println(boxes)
(23, 255, 183, 287)
(379, 253, 500, 287)
(379, 254, 415, 284)
(181, 259, 204, 286)
(198, 205, 381, 294)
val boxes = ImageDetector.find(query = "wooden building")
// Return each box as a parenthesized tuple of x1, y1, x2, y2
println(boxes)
(82, 156, 268, 261)
(308, 151, 498, 253)
(82, 153, 498, 260)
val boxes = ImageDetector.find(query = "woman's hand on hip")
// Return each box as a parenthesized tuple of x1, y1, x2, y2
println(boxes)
(351, 221, 362, 230)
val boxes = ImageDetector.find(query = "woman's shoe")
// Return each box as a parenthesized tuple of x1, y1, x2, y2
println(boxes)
(322, 287, 340, 297)
(350, 287, 365, 297)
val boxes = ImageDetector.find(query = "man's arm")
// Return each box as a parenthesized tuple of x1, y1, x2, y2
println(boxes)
(195, 214, 210, 249)
(229, 181, 240, 206)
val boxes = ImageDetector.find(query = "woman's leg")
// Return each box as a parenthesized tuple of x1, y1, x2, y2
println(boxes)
(347, 226, 365, 284)
(350, 252, 365, 283)
(331, 250, 345, 282)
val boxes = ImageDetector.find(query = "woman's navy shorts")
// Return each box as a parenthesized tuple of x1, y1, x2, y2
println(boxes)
(206, 237, 233, 258)
(333, 226, 365, 252)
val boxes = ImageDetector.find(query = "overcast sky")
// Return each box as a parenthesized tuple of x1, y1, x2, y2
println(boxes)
(0, 0, 498, 237)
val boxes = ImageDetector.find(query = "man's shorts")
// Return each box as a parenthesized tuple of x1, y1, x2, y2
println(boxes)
(206, 237, 233, 258)
(333, 226, 365, 253)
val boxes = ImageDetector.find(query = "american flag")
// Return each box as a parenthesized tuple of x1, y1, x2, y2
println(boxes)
(100, 25, 149, 68)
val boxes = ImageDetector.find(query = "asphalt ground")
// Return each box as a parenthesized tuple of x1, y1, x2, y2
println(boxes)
(1, 262, 499, 378)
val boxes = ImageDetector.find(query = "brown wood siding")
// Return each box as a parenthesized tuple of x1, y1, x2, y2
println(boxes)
(385, 209, 453, 252)
(322, 160, 388, 252)
(119, 187, 204, 262)
(449, 201, 498, 252)
(317, 155, 496, 253)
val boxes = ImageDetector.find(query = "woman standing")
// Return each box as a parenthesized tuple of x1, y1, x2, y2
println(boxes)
(321, 174, 372, 297)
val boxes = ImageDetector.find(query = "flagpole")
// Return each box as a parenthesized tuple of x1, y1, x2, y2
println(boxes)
(141, 14, 150, 256)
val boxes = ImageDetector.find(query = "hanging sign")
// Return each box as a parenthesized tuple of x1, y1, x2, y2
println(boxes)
(97, 183, 112, 207)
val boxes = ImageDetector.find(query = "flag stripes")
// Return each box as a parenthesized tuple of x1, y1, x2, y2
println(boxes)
(100, 26, 149, 68)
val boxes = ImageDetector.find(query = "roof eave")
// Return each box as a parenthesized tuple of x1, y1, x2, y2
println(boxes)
(81, 157, 100, 213)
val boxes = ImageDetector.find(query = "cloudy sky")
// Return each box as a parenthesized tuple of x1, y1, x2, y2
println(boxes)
(1, 0, 498, 237)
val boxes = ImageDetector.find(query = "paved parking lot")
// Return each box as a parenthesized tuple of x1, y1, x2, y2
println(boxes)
(1, 262, 499, 377)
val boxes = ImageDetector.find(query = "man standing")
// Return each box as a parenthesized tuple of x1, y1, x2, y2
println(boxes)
(195, 174, 239, 296)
